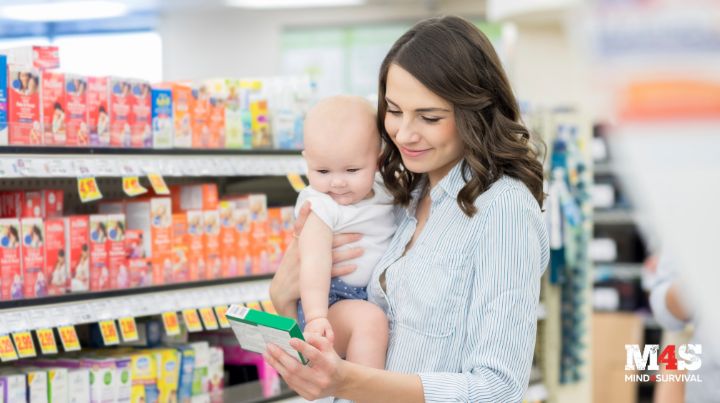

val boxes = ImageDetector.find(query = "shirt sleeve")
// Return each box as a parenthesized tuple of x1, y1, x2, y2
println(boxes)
(294, 187, 339, 230)
(419, 187, 548, 402)
(649, 254, 689, 331)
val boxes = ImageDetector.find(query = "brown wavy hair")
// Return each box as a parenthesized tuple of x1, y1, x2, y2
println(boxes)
(378, 16, 545, 216)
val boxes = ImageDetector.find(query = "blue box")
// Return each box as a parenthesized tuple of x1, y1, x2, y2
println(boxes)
(151, 88, 173, 149)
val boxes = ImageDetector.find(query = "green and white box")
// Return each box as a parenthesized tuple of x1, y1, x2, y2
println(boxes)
(226, 304, 307, 364)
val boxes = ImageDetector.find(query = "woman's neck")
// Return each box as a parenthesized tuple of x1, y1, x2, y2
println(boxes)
(427, 158, 461, 189)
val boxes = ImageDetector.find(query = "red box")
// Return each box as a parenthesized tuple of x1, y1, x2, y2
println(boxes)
(45, 217, 67, 296)
(106, 214, 128, 290)
(8, 67, 41, 145)
(21, 218, 46, 298)
(204, 210, 221, 279)
(191, 86, 211, 148)
(109, 78, 132, 147)
(130, 81, 152, 148)
(208, 97, 225, 149)
(267, 208, 284, 273)
(5, 46, 59, 70)
(87, 77, 109, 146)
(0, 192, 20, 218)
(67, 216, 90, 292)
(65, 75, 89, 146)
(89, 215, 109, 291)
(171, 213, 189, 283)
(21, 191, 43, 218)
(125, 229, 150, 287)
(43, 190, 64, 218)
(0, 218, 22, 300)
(41, 70, 66, 146)
(248, 194, 269, 274)
(186, 210, 205, 281)
(219, 202, 238, 278)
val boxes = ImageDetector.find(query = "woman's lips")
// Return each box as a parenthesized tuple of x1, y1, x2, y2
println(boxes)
(399, 146, 431, 158)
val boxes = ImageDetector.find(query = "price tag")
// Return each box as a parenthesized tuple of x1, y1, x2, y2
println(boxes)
(98, 320, 120, 346)
(12, 331, 36, 358)
(198, 308, 219, 330)
(0, 335, 18, 362)
(118, 317, 139, 342)
(36, 328, 58, 355)
(181, 309, 203, 333)
(286, 172, 307, 192)
(246, 301, 262, 311)
(147, 172, 170, 195)
(214, 306, 230, 329)
(58, 325, 81, 352)
(260, 300, 277, 314)
(162, 312, 181, 336)
(77, 176, 103, 203)
(122, 176, 148, 197)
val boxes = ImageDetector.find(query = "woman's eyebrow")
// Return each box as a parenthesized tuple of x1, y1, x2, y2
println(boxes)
(385, 97, 450, 113)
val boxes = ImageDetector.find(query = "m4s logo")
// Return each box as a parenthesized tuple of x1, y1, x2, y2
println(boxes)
(625, 344, 702, 371)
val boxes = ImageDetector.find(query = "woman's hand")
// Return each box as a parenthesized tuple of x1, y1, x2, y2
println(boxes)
(264, 334, 346, 400)
(270, 201, 364, 317)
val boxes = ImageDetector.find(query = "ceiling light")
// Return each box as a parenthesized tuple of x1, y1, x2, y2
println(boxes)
(0, 1, 129, 22)
(227, 0, 364, 9)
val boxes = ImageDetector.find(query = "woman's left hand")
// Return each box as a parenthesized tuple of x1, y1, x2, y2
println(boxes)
(264, 334, 346, 401)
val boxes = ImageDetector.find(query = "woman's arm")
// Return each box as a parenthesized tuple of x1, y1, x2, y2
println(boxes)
(649, 254, 691, 330)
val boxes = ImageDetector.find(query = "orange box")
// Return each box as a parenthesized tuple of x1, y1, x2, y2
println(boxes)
(65, 74, 89, 146)
(173, 184, 218, 212)
(248, 194, 269, 274)
(125, 229, 150, 287)
(8, 66, 41, 145)
(109, 78, 132, 147)
(67, 215, 90, 292)
(190, 86, 211, 148)
(106, 214, 128, 290)
(204, 210, 221, 279)
(267, 208, 284, 273)
(0, 218, 23, 300)
(219, 201, 238, 278)
(125, 197, 172, 286)
(21, 217, 46, 298)
(87, 76, 109, 146)
(159, 82, 191, 148)
(130, 81, 152, 148)
(186, 210, 205, 281)
(45, 217, 67, 296)
(41, 70, 66, 146)
(89, 215, 109, 291)
(171, 213, 189, 283)
(208, 97, 225, 149)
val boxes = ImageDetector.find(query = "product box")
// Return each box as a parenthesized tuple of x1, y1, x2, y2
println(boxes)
(249, 97, 271, 149)
(128, 351, 157, 402)
(130, 81, 152, 148)
(186, 211, 206, 281)
(65, 75, 89, 146)
(22, 368, 49, 403)
(45, 217, 67, 296)
(153, 349, 181, 403)
(207, 78, 243, 149)
(207, 347, 224, 400)
(151, 88, 173, 149)
(233, 203, 252, 276)
(41, 70, 66, 146)
(189, 342, 210, 396)
(176, 346, 196, 403)
(0, 191, 22, 218)
(114, 356, 132, 403)
(8, 66, 42, 145)
(168, 82, 192, 148)
(125, 197, 172, 285)
(248, 194, 269, 274)
(267, 207, 284, 273)
(4, 45, 60, 70)
(208, 97, 225, 149)
(203, 210, 221, 279)
(87, 77, 109, 146)
(0, 55, 8, 145)
(21, 217, 46, 298)
(190, 86, 211, 148)
(67, 368, 91, 403)
(0, 218, 22, 300)
(108, 78, 132, 147)
(171, 213, 189, 284)
(219, 201, 238, 278)
(173, 184, 218, 212)
(80, 358, 115, 403)
(125, 229, 150, 288)
(0, 373, 26, 402)
(44, 189, 64, 218)
(21, 190, 43, 218)
(67, 215, 90, 293)
(46, 367, 69, 403)
(106, 214, 128, 290)
(89, 214, 109, 292)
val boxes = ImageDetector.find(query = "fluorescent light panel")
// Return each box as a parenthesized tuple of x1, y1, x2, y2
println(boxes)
(0, 1, 129, 22)
(227, 0, 364, 9)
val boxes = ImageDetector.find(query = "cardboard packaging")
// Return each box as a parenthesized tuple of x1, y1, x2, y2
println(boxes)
(3, 45, 60, 70)
(46, 367, 69, 403)
(267, 207, 284, 273)
(21, 217, 46, 298)
(0, 373, 27, 402)
(67, 215, 90, 292)
(204, 210, 221, 279)
(109, 78, 132, 147)
(130, 81, 152, 148)
(248, 194, 269, 274)
(172, 184, 218, 212)
(21, 190, 43, 218)
(168, 82, 192, 148)
(43, 189, 64, 218)
(186, 210, 205, 281)
(0, 218, 22, 300)
(106, 214, 129, 290)
(41, 70, 66, 146)
(125, 197, 172, 285)
(22, 368, 49, 403)
(208, 97, 225, 149)
(8, 66, 41, 145)
(125, 229, 150, 287)
(89, 214, 109, 291)
(65, 74, 89, 146)
(0, 55, 8, 145)
(172, 213, 189, 284)
(87, 76, 109, 146)
(219, 201, 238, 278)
(190, 86, 211, 148)
(228, 197, 252, 276)
(151, 88, 173, 149)
(45, 217, 68, 296)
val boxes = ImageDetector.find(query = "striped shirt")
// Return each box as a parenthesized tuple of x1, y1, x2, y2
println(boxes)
(367, 161, 549, 402)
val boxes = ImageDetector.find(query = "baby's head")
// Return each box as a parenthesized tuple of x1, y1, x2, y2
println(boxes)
(303, 95, 379, 205)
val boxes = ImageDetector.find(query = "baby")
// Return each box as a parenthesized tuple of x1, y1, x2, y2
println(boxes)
(296, 95, 395, 369)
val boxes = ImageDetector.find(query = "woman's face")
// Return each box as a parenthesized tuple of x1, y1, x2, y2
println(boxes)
(384, 64, 463, 186)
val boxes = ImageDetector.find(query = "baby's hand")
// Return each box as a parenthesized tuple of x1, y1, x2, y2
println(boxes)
(304, 317, 334, 343)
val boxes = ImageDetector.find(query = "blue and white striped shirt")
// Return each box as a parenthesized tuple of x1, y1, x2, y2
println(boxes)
(367, 161, 549, 402)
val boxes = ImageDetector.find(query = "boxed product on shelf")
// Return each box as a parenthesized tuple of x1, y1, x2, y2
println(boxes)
(2, 45, 60, 70)
(208, 97, 225, 149)
(176, 345, 196, 403)
(125, 197, 172, 286)
(21, 190, 43, 218)
(80, 357, 116, 403)
(0, 55, 7, 145)
(190, 86, 211, 149)
(67, 215, 90, 293)
(43, 189, 64, 218)
(109, 77, 132, 148)
(206, 78, 244, 149)
(13, 190, 64, 219)
(168, 82, 192, 148)
(152, 348, 182, 403)
(0, 191, 21, 217)
(7, 65, 42, 145)
(45, 217, 67, 296)
(45, 367, 69, 403)
(65, 74, 89, 146)
(151, 88, 173, 149)
(21, 368, 48, 403)
(41, 70, 66, 146)
(267, 207, 285, 272)
(234, 204, 252, 276)
(89, 214, 109, 292)
(219, 201, 238, 278)
(248, 194, 269, 274)
(172, 213, 190, 283)
(247, 83, 271, 149)
(106, 214, 129, 290)
(207, 347, 224, 401)
(186, 210, 206, 281)
(87, 76, 109, 147)
(125, 229, 151, 288)
(66, 367, 91, 403)
(130, 80, 152, 148)
(203, 210, 221, 279)
(0, 218, 22, 300)
(0, 373, 26, 402)
(189, 341, 210, 397)
(128, 351, 157, 402)
(21, 217, 46, 298)
(172, 184, 218, 212)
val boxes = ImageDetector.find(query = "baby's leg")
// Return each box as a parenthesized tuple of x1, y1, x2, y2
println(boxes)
(327, 299, 388, 369)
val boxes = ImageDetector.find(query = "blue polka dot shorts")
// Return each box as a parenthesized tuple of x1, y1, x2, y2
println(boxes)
(296, 277, 368, 331)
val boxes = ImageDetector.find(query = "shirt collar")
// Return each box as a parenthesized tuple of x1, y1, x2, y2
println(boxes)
(431, 160, 468, 201)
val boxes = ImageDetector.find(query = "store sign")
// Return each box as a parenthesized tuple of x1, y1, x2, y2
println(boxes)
(199, 308, 219, 330)
(147, 172, 170, 195)
(118, 317, 139, 342)
(58, 325, 81, 352)
(0, 335, 18, 362)
(182, 309, 203, 333)
(98, 320, 120, 346)
(36, 328, 58, 355)
(12, 331, 36, 358)
(77, 176, 103, 203)
(214, 306, 230, 328)
(122, 176, 148, 197)
(625, 344, 703, 382)
(162, 312, 181, 336)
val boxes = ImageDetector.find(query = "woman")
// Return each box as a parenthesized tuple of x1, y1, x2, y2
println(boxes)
(266, 16, 548, 402)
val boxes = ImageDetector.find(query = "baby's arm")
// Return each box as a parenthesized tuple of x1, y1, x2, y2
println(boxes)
(299, 212, 334, 338)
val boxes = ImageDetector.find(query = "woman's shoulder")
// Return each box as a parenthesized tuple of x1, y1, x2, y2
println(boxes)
(471, 175, 543, 228)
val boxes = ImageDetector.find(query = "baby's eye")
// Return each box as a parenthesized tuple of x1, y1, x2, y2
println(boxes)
(317, 170, 329, 174)
(346, 168, 360, 173)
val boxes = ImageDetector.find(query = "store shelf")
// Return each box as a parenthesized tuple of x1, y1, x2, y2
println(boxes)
(0, 275, 272, 334)
(594, 263, 644, 280)
(0, 148, 305, 178)
(594, 209, 636, 225)
(223, 381, 296, 403)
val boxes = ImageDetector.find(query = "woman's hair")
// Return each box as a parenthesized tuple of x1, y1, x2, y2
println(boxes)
(378, 16, 545, 216)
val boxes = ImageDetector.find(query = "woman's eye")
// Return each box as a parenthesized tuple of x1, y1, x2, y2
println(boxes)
(421, 116, 441, 123)
(346, 168, 360, 173)
(317, 170, 329, 174)
(387, 109, 402, 115)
